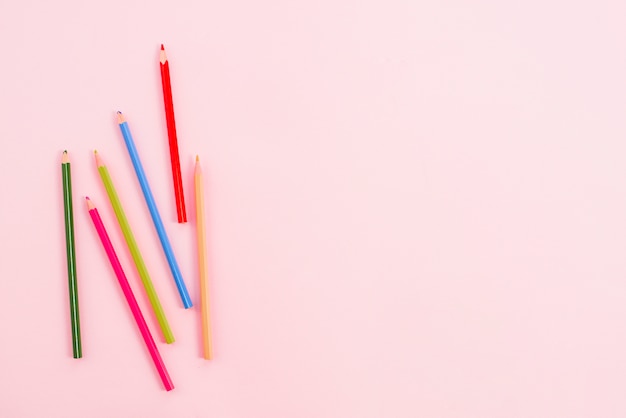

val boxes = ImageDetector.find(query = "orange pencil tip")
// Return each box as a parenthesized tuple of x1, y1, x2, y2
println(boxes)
(196, 155, 199, 162)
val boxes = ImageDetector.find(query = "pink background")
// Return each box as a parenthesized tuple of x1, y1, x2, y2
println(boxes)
(2, 0, 626, 416)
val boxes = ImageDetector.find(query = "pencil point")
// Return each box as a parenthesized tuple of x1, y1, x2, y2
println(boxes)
(196, 155, 199, 162)
(62, 151, 69, 164)
(161, 44, 164, 50)
(85, 196, 95, 210)
(160, 47, 167, 64)
(116, 111, 125, 124)
(94, 150, 104, 167)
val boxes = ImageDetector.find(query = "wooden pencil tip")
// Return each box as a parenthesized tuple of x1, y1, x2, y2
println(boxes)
(196, 155, 200, 162)
(116, 111, 125, 124)
(85, 197, 96, 210)
(62, 151, 69, 164)
(94, 150, 104, 167)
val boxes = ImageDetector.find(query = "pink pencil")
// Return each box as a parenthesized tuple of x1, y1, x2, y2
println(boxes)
(85, 197, 174, 391)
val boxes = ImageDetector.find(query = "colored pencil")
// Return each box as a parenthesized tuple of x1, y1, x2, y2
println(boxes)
(62, 151, 82, 358)
(160, 44, 187, 224)
(116, 111, 192, 309)
(94, 150, 175, 343)
(195, 156, 213, 359)
(86, 197, 174, 391)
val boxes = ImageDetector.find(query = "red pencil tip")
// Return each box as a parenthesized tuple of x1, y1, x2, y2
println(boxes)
(161, 44, 164, 50)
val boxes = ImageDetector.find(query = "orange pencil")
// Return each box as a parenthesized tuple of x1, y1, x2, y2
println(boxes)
(195, 156, 213, 359)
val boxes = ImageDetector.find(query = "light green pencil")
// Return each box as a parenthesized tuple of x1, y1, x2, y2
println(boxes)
(94, 150, 175, 343)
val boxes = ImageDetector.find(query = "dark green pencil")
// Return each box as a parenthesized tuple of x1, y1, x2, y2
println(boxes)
(62, 151, 81, 358)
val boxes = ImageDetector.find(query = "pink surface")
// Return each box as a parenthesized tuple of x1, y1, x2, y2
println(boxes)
(1, 0, 626, 417)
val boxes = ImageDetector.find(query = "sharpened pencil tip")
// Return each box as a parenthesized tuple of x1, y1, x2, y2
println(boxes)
(94, 150, 104, 167)
(196, 155, 199, 162)
(62, 151, 69, 164)
(85, 196, 95, 210)
(159, 46, 167, 63)
(85, 196, 90, 200)
(116, 111, 125, 124)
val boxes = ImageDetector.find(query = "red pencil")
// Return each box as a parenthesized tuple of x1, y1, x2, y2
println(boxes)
(160, 44, 187, 223)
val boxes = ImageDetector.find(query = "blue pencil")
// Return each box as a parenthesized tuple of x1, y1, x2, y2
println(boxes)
(116, 111, 193, 308)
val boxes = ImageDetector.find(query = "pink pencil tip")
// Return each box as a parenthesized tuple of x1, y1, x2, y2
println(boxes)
(85, 196, 90, 200)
